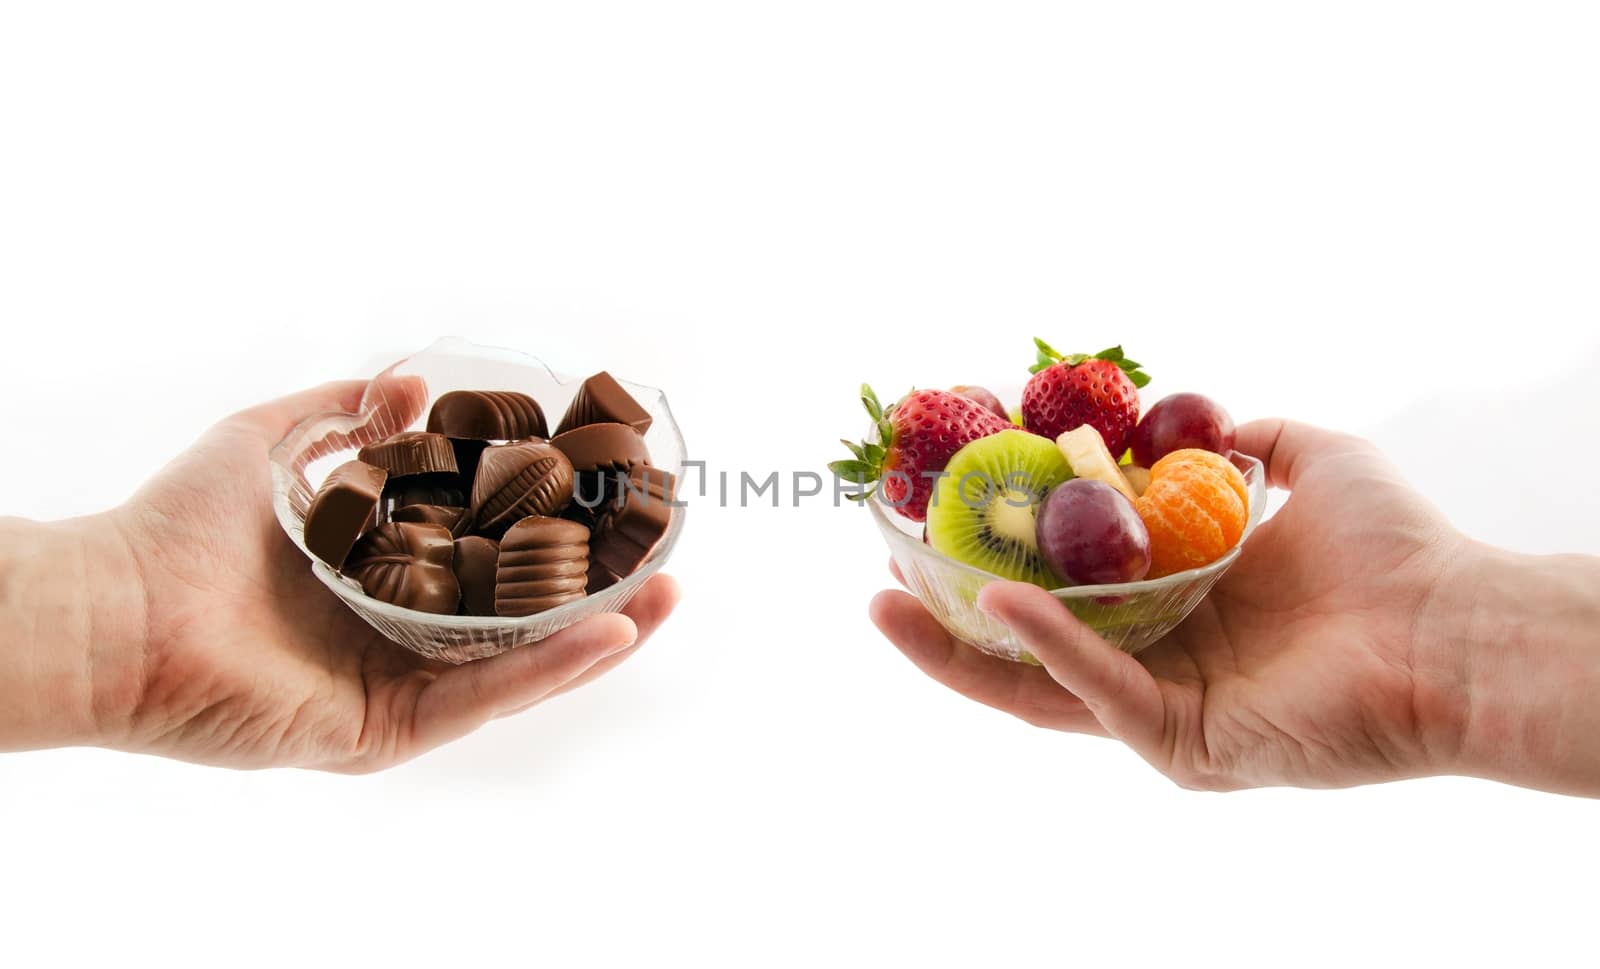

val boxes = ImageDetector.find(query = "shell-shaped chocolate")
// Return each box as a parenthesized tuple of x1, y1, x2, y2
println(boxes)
(358, 431, 459, 478)
(590, 468, 675, 578)
(496, 516, 590, 617)
(427, 390, 549, 441)
(549, 422, 650, 475)
(345, 522, 460, 615)
(471, 442, 575, 531)
(555, 372, 653, 436)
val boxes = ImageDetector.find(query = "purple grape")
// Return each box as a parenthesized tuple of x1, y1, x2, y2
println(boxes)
(1130, 392, 1236, 468)
(1035, 478, 1152, 585)
(950, 385, 1009, 422)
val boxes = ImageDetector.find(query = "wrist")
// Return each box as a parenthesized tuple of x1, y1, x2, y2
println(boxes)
(1430, 544, 1600, 795)
(0, 513, 148, 751)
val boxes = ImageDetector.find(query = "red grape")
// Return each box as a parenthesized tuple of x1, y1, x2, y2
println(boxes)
(1130, 392, 1236, 467)
(950, 385, 1009, 421)
(1035, 478, 1152, 585)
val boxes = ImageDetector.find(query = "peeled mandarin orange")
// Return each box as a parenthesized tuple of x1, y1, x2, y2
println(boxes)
(1135, 460, 1248, 578)
(1149, 448, 1249, 511)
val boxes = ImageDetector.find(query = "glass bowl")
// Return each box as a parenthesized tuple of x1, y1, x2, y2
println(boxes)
(871, 450, 1267, 662)
(269, 337, 688, 665)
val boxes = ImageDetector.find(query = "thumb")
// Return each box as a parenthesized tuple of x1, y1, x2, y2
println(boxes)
(236, 372, 429, 462)
(977, 581, 1168, 760)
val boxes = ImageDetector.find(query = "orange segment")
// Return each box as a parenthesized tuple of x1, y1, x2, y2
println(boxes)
(1135, 457, 1249, 578)
(1149, 448, 1249, 512)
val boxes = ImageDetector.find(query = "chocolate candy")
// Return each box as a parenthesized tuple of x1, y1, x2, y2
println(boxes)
(391, 503, 470, 536)
(555, 372, 652, 436)
(550, 422, 650, 474)
(427, 390, 549, 441)
(357, 431, 459, 478)
(586, 561, 623, 595)
(495, 516, 590, 617)
(304, 460, 387, 569)
(471, 442, 575, 534)
(452, 536, 500, 616)
(590, 466, 675, 577)
(345, 522, 460, 615)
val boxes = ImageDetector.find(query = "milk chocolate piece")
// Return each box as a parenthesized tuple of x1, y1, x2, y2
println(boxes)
(345, 522, 460, 615)
(452, 536, 500, 616)
(392, 503, 469, 536)
(427, 390, 549, 441)
(471, 442, 575, 534)
(304, 460, 387, 569)
(495, 516, 590, 617)
(358, 432, 459, 478)
(550, 422, 650, 475)
(555, 372, 652, 436)
(590, 468, 675, 577)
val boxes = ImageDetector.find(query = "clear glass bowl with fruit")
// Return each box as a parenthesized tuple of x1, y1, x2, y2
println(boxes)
(841, 340, 1267, 661)
(270, 337, 687, 665)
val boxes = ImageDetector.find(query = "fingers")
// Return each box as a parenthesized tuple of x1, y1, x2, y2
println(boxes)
(1233, 418, 1368, 491)
(976, 582, 1166, 757)
(409, 612, 639, 750)
(871, 589, 1105, 734)
(234, 373, 429, 451)
(527, 574, 683, 708)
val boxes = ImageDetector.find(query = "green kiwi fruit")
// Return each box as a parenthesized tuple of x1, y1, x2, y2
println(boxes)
(926, 429, 1073, 587)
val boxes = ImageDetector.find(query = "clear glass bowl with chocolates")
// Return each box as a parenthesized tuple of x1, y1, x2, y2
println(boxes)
(270, 337, 686, 664)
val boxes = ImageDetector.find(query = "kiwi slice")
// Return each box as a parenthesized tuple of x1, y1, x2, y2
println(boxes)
(926, 429, 1073, 588)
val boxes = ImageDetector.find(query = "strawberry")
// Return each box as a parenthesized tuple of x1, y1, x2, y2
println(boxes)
(831, 385, 1011, 522)
(1020, 339, 1151, 454)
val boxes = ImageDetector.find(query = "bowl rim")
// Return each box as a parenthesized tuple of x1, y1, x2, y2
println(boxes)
(269, 336, 688, 629)
(868, 450, 1268, 599)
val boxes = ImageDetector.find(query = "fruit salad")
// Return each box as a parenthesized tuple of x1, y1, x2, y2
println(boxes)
(834, 338, 1249, 590)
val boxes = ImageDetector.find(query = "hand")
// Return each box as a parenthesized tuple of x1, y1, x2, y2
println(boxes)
(873, 419, 1492, 791)
(68, 380, 679, 771)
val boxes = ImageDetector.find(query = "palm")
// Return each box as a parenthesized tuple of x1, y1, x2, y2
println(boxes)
(874, 419, 1464, 790)
(109, 381, 677, 771)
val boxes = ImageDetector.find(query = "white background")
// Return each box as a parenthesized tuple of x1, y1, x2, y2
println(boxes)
(3, 2, 1598, 966)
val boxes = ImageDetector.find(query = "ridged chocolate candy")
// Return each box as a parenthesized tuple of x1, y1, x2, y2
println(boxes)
(345, 522, 460, 615)
(452, 535, 500, 616)
(555, 372, 652, 436)
(495, 516, 590, 617)
(590, 466, 676, 577)
(427, 390, 549, 441)
(471, 442, 575, 534)
(304, 460, 387, 569)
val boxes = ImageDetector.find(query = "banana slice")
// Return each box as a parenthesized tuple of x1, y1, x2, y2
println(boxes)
(1122, 464, 1151, 497)
(1055, 425, 1139, 502)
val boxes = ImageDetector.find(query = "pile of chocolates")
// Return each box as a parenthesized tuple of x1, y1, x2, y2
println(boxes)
(303, 372, 676, 617)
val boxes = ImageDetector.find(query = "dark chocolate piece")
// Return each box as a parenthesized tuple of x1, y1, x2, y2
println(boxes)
(345, 522, 460, 615)
(586, 561, 623, 595)
(590, 466, 675, 577)
(449, 438, 490, 489)
(495, 516, 590, 617)
(452, 536, 500, 617)
(471, 442, 575, 533)
(555, 372, 652, 436)
(304, 460, 387, 570)
(392, 503, 470, 536)
(427, 390, 549, 441)
(357, 431, 459, 478)
(549, 422, 650, 475)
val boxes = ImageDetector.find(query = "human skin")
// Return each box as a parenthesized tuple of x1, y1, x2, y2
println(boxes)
(872, 419, 1600, 797)
(0, 380, 679, 771)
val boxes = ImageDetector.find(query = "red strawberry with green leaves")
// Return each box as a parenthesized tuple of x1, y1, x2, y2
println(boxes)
(831, 385, 1011, 522)
(1020, 339, 1151, 454)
